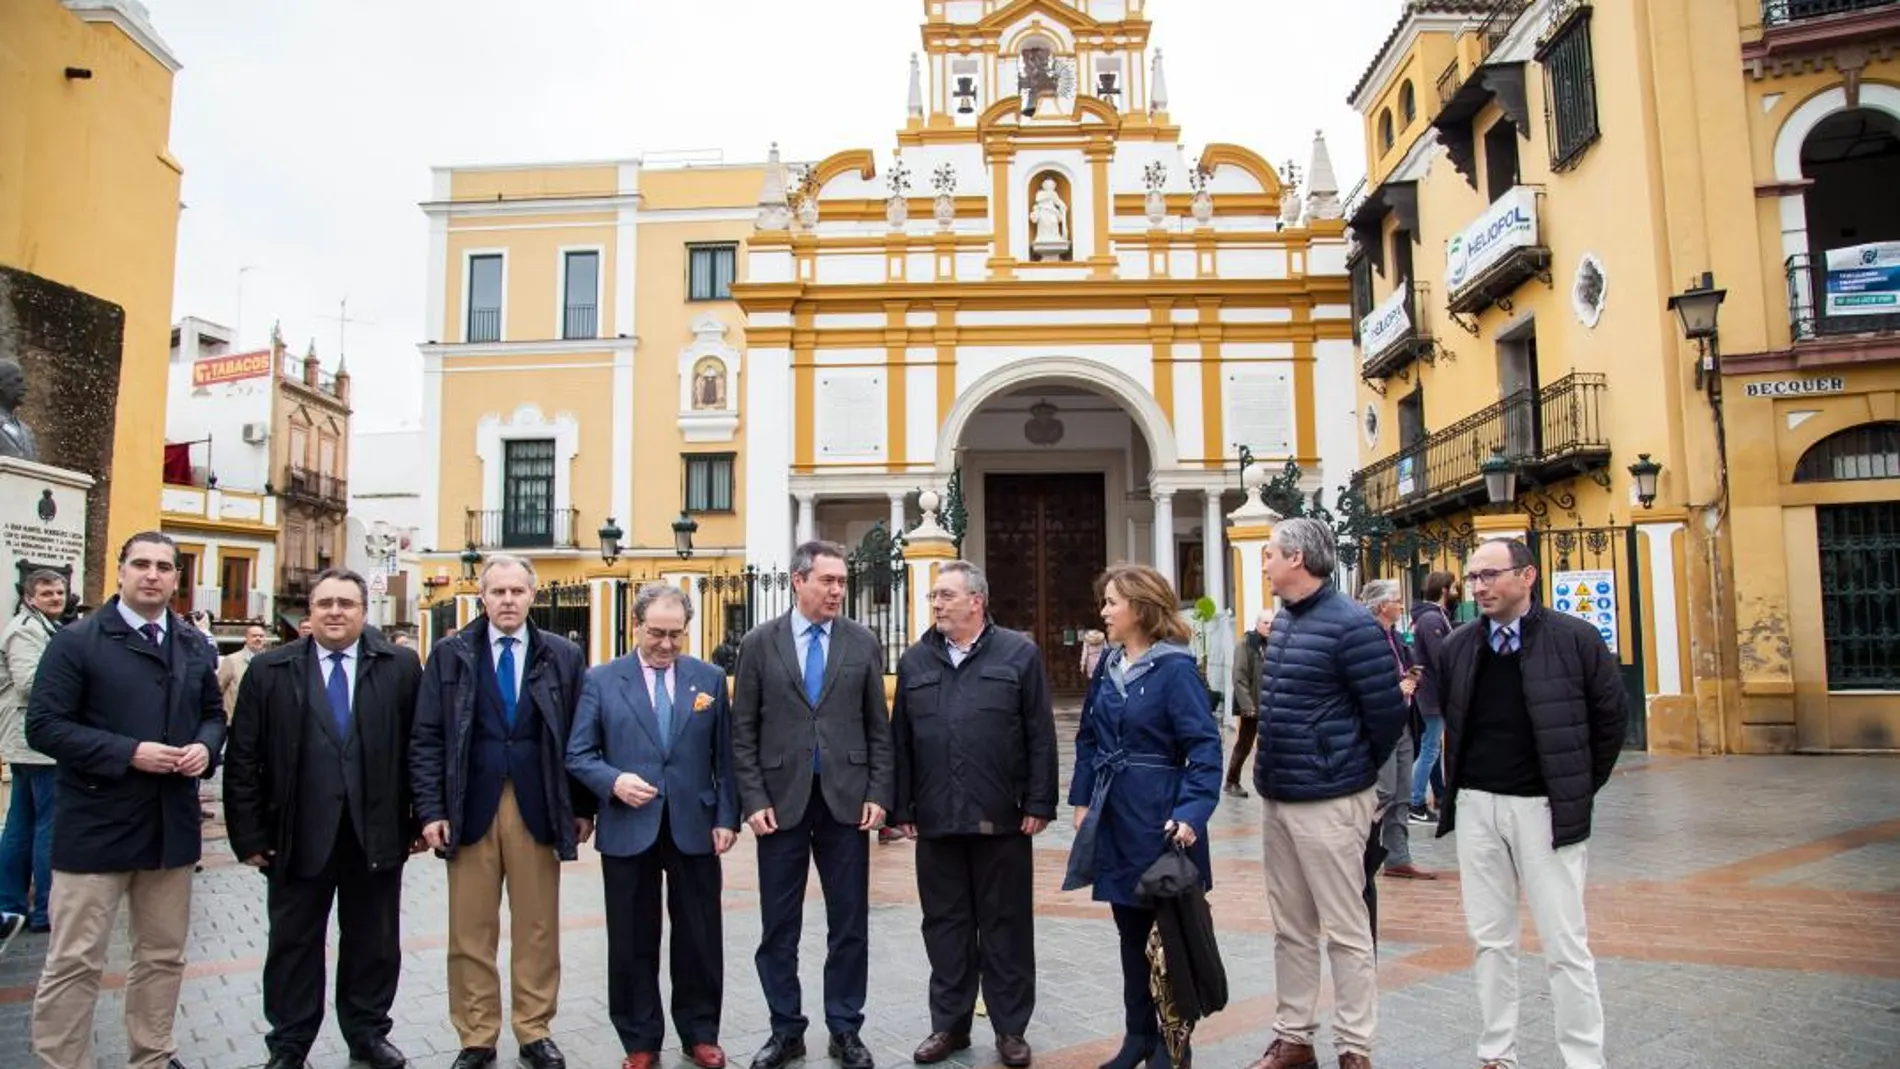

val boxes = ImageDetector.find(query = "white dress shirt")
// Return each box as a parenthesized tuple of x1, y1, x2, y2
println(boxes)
(790, 608, 830, 671)
(490, 626, 529, 702)
(315, 639, 360, 707)
(118, 599, 168, 642)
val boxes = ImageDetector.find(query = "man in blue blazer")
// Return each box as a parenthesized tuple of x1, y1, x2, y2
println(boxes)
(568, 583, 738, 1069)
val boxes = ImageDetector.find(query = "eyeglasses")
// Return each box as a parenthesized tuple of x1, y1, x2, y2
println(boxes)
(1463, 567, 1526, 588)
(927, 590, 968, 603)
(311, 597, 363, 611)
(642, 627, 686, 643)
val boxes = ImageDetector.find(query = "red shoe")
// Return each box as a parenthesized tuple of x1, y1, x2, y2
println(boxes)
(688, 1043, 727, 1069)
(621, 1053, 657, 1069)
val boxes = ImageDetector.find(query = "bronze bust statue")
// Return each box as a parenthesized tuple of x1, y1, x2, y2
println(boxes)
(0, 360, 39, 462)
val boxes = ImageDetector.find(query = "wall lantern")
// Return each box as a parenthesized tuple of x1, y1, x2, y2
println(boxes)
(598, 517, 624, 567)
(1481, 447, 1518, 505)
(671, 511, 699, 560)
(459, 542, 482, 583)
(1628, 454, 1662, 510)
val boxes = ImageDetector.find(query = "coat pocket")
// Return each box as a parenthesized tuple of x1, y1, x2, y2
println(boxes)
(762, 755, 785, 770)
(848, 749, 868, 765)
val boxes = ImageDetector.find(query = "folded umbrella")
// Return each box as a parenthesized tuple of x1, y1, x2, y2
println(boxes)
(1137, 842, 1228, 1067)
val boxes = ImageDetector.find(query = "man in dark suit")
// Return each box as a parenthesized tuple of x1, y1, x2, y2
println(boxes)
(567, 583, 739, 1069)
(732, 540, 894, 1069)
(412, 555, 593, 1069)
(892, 561, 1057, 1069)
(25, 531, 225, 1069)
(225, 569, 422, 1069)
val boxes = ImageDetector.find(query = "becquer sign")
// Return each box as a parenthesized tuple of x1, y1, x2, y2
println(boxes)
(1742, 377, 1845, 398)
(191, 351, 272, 387)
(1447, 186, 1538, 293)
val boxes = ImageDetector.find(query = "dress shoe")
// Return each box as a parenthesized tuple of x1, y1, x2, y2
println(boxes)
(830, 1030, 875, 1069)
(1337, 1054, 1370, 1069)
(688, 1042, 728, 1069)
(349, 1037, 408, 1068)
(1243, 1039, 1317, 1069)
(1222, 783, 1249, 798)
(911, 1031, 970, 1064)
(751, 1033, 807, 1069)
(621, 1053, 657, 1069)
(1381, 863, 1436, 880)
(519, 1039, 567, 1069)
(1099, 1034, 1157, 1069)
(450, 1048, 498, 1069)
(265, 1053, 308, 1069)
(995, 1034, 1032, 1068)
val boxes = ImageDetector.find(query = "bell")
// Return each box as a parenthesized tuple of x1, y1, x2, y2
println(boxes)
(954, 76, 977, 114)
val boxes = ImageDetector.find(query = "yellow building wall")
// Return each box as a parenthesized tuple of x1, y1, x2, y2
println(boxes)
(1364, 38, 1457, 186)
(0, 0, 181, 581)
(639, 167, 764, 212)
(445, 213, 619, 342)
(448, 164, 621, 203)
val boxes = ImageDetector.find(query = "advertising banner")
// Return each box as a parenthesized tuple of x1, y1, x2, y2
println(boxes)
(191, 350, 272, 387)
(1446, 186, 1538, 293)
(1360, 284, 1413, 361)
(1822, 241, 1900, 317)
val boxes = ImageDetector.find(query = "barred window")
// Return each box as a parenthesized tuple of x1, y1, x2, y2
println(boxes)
(1794, 422, 1900, 483)
(1539, 5, 1600, 170)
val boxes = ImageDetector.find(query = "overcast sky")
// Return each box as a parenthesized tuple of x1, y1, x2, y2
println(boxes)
(159, 0, 1400, 432)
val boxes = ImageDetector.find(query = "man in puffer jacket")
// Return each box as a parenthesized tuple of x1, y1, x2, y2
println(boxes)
(1242, 518, 1407, 1069)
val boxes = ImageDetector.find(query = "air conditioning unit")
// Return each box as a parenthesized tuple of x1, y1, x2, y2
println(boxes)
(241, 421, 269, 445)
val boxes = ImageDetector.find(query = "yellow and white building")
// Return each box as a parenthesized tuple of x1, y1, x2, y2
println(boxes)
(1344, 0, 1900, 754)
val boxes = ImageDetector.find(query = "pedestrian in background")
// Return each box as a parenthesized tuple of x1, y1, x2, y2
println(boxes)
(893, 560, 1057, 1069)
(1360, 581, 1433, 883)
(0, 567, 69, 937)
(26, 532, 226, 1069)
(1063, 563, 1221, 1069)
(1223, 610, 1270, 798)
(1243, 519, 1406, 1069)
(1407, 571, 1457, 824)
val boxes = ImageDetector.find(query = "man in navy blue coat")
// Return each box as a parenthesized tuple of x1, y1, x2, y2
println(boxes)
(568, 583, 739, 1069)
(412, 555, 593, 1069)
(26, 531, 225, 1069)
(1243, 518, 1407, 1069)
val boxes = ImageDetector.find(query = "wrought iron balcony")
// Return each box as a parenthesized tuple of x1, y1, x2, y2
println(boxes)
(281, 465, 348, 511)
(1763, 0, 1899, 26)
(1786, 251, 1900, 341)
(465, 507, 581, 550)
(280, 566, 321, 599)
(1351, 372, 1611, 521)
(1445, 186, 1552, 316)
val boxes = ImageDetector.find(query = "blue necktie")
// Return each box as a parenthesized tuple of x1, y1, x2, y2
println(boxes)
(498, 636, 519, 729)
(140, 622, 162, 647)
(325, 651, 351, 738)
(805, 624, 825, 772)
(653, 667, 673, 750)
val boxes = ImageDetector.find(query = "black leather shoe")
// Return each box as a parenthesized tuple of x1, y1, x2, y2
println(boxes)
(519, 1039, 567, 1069)
(995, 1035, 1032, 1068)
(265, 1053, 307, 1069)
(349, 1037, 408, 1069)
(751, 1033, 807, 1069)
(830, 1031, 874, 1069)
(1098, 1035, 1156, 1069)
(912, 1032, 970, 1064)
(451, 1048, 498, 1069)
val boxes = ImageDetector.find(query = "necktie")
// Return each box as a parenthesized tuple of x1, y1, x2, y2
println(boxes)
(1492, 625, 1517, 655)
(326, 651, 351, 738)
(805, 625, 825, 773)
(497, 636, 519, 729)
(140, 622, 162, 646)
(653, 667, 673, 749)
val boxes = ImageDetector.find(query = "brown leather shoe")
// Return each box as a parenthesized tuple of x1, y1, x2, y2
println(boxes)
(1337, 1054, 1371, 1069)
(1244, 1039, 1317, 1069)
(689, 1044, 728, 1069)
(1381, 863, 1437, 880)
(995, 1034, 1032, 1067)
(912, 1032, 970, 1064)
(621, 1054, 656, 1069)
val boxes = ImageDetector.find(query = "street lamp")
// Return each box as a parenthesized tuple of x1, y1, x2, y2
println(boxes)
(1481, 446, 1518, 505)
(459, 542, 482, 583)
(1668, 271, 1726, 393)
(598, 517, 623, 567)
(1628, 454, 1662, 509)
(671, 511, 699, 560)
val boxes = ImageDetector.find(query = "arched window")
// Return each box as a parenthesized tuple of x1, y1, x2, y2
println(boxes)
(1379, 109, 1395, 152)
(1399, 81, 1416, 125)
(1793, 421, 1900, 482)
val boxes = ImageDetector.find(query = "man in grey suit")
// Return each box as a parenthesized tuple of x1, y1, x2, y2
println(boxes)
(568, 584, 738, 1069)
(732, 540, 894, 1069)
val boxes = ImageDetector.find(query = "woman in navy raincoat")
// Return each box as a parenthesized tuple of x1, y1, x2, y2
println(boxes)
(1064, 563, 1223, 1069)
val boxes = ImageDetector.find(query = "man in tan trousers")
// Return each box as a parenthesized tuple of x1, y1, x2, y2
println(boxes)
(411, 556, 593, 1069)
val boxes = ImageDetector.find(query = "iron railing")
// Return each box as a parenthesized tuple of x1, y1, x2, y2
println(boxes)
(467, 307, 501, 343)
(464, 507, 581, 550)
(282, 465, 347, 509)
(1437, 0, 1530, 106)
(280, 566, 321, 599)
(562, 304, 597, 340)
(1786, 252, 1900, 340)
(1763, 0, 1899, 26)
(1816, 502, 1900, 690)
(530, 582, 593, 652)
(1352, 372, 1609, 515)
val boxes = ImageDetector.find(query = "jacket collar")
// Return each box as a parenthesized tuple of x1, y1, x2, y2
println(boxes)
(1281, 583, 1336, 615)
(922, 619, 994, 663)
(454, 615, 543, 662)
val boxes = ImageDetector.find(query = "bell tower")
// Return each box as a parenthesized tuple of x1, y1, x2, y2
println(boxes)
(916, 0, 1156, 129)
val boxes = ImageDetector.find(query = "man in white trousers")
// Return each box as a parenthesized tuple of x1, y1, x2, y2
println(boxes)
(1433, 538, 1627, 1069)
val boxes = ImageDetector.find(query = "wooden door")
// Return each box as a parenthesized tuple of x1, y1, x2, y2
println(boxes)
(983, 472, 1107, 692)
(220, 556, 251, 621)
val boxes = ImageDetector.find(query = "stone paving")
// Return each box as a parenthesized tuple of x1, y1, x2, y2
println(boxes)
(2, 717, 1898, 1069)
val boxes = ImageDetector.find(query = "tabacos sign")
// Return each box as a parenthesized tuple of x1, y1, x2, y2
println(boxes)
(192, 351, 271, 387)
(1447, 186, 1538, 293)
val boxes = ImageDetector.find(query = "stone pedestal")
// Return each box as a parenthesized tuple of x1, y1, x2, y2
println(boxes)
(903, 491, 959, 643)
(1225, 465, 1282, 641)
(0, 456, 94, 602)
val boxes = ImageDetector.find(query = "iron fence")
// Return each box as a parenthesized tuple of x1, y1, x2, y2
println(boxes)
(1785, 252, 1900, 341)
(282, 465, 347, 509)
(529, 581, 592, 653)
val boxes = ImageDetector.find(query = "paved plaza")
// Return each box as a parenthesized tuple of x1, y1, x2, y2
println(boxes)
(2, 715, 1897, 1069)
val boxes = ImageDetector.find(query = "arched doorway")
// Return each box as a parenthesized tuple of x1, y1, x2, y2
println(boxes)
(1795, 422, 1900, 695)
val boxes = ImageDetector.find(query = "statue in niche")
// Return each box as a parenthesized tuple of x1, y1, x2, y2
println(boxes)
(1030, 178, 1070, 261)
(693, 357, 726, 410)
(0, 360, 40, 462)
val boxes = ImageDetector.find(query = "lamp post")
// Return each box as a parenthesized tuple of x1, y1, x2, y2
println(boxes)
(1627, 453, 1662, 509)
(459, 542, 482, 584)
(1667, 271, 1726, 396)
(598, 517, 623, 567)
(1481, 446, 1518, 505)
(671, 511, 699, 560)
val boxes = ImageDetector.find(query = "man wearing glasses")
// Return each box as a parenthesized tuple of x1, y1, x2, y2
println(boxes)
(1433, 538, 1626, 1069)
(412, 555, 593, 1069)
(26, 532, 226, 1069)
(567, 584, 739, 1069)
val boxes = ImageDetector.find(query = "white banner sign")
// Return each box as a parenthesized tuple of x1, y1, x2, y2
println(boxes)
(1822, 240, 1900, 317)
(1552, 568, 1618, 655)
(1447, 185, 1538, 293)
(1360, 284, 1413, 361)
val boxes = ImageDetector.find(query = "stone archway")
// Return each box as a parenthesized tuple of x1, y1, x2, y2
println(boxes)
(933, 356, 1178, 471)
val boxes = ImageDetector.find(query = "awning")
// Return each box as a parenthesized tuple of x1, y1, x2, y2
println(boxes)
(276, 610, 306, 632)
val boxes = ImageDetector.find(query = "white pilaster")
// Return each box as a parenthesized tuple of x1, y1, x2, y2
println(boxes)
(1638, 521, 1687, 696)
(796, 492, 816, 546)
(1152, 489, 1176, 581)
(888, 492, 907, 542)
(588, 577, 618, 665)
(611, 342, 635, 533)
(745, 347, 795, 566)
(1202, 490, 1225, 609)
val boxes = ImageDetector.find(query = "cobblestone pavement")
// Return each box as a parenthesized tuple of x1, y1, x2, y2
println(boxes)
(3, 714, 1898, 1069)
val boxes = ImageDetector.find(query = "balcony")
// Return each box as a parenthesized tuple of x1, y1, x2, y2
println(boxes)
(561, 304, 597, 340)
(1748, 1, 1900, 74)
(1351, 372, 1610, 521)
(1764, 0, 1899, 26)
(1445, 186, 1552, 316)
(465, 507, 581, 550)
(1359, 278, 1437, 381)
(467, 307, 501, 343)
(281, 465, 347, 511)
(1787, 251, 1900, 341)
(280, 566, 321, 599)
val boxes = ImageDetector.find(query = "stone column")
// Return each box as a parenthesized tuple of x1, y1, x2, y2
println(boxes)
(1152, 487, 1176, 583)
(1202, 489, 1226, 610)
(1226, 465, 1280, 643)
(795, 492, 816, 545)
(888, 491, 907, 543)
(588, 577, 619, 665)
